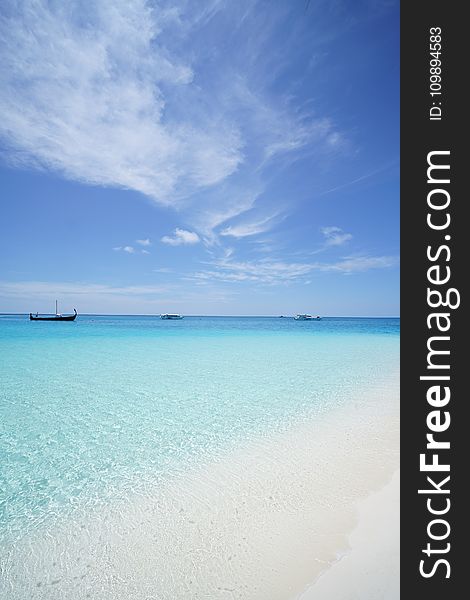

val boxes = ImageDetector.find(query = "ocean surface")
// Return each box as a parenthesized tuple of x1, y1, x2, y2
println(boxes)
(0, 315, 399, 552)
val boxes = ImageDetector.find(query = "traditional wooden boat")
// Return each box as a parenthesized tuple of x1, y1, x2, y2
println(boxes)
(30, 301, 77, 321)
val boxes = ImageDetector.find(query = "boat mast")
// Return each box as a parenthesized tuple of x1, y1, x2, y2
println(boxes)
(55, 299, 58, 315)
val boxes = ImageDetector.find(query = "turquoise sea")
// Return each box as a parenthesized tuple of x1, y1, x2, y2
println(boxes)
(0, 315, 399, 549)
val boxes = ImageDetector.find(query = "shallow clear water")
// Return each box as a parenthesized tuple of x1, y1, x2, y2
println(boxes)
(0, 315, 399, 545)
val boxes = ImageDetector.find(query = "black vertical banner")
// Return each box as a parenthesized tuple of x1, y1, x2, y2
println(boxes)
(401, 3, 465, 598)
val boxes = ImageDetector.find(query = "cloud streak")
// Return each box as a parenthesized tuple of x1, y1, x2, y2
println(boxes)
(220, 213, 281, 239)
(191, 254, 397, 285)
(0, 279, 236, 314)
(0, 280, 171, 299)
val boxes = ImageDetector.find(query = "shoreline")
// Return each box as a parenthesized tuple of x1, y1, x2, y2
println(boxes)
(296, 469, 400, 600)
(1, 376, 399, 599)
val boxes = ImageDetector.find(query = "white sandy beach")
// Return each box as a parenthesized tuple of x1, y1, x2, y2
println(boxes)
(1, 376, 399, 600)
(297, 470, 400, 600)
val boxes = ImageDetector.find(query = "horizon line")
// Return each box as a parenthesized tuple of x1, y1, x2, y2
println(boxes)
(0, 313, 400, 318)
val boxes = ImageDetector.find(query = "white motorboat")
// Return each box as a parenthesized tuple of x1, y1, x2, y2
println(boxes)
(294, 314, 321, 321)
(160, 314, 184, 320)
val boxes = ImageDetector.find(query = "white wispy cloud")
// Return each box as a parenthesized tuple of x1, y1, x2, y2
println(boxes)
(191, 253, 397, 285)
(325, 255, 397, 273)
(220, 212, 281, 239)
(0, 0, 346, 228)
(161, 228, 200, 246)
(321, 226, 353, 246)
(0, 279, 236, 314)
(136, 238, 152, 246)
(0, 0, 243, 205)
(187, 182, 263, 243)
(315, 162, 398, 198)
(193, 259, 313, 284)
(0, 280, 174, 315)
(0, 280, 171, 299)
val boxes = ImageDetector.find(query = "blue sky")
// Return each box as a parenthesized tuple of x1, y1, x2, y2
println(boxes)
(0, 0, 399, 316)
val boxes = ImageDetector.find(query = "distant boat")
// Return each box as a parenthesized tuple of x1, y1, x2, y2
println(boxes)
(160, 313, 184, 320)
(30, 301, 77, 322)
(294, 314, 321, 321)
